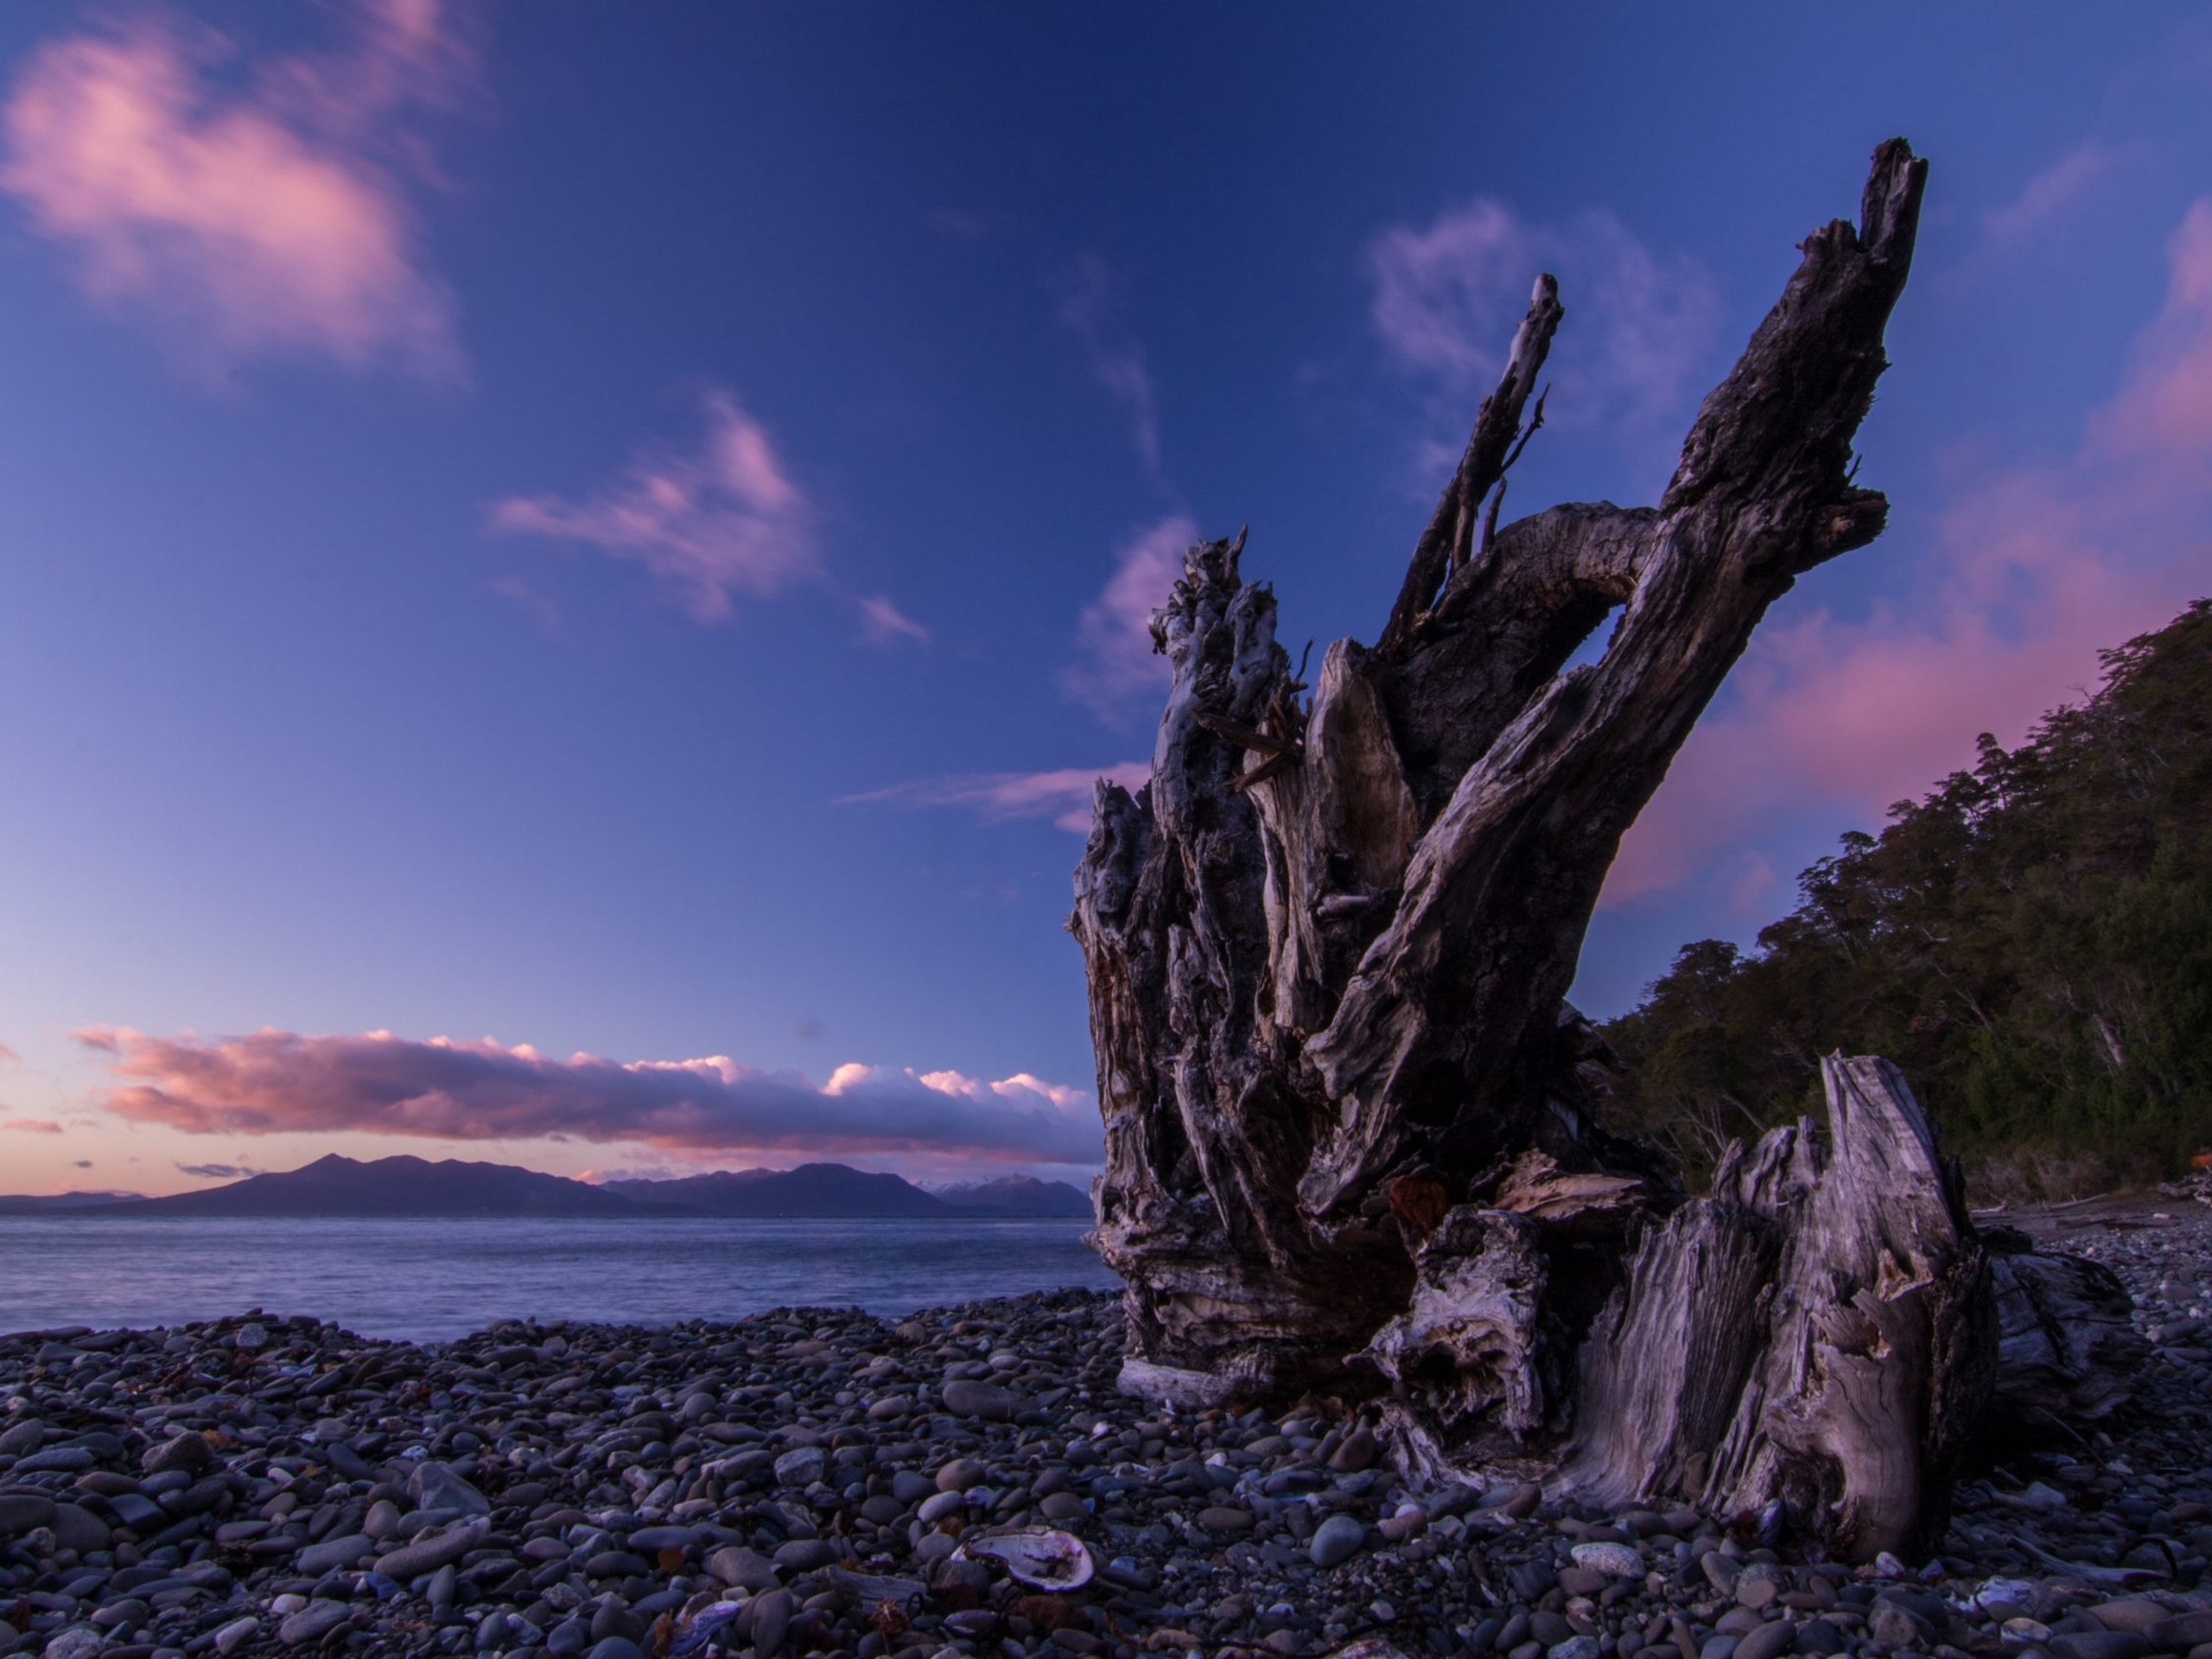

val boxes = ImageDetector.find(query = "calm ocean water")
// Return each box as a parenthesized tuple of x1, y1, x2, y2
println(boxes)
(0, 1216, 1119, 1344)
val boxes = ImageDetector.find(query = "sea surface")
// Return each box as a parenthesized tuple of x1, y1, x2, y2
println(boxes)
(0, 1216, 1119, 1344)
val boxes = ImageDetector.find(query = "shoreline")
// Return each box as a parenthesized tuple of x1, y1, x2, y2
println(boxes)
(1, 1215, 2208, 1659)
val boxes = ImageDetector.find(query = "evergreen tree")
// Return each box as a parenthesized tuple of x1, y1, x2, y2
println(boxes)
(1602, 600, 2212, 1196)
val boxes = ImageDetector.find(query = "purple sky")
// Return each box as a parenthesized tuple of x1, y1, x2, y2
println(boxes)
(2, 3, 2209, 1196)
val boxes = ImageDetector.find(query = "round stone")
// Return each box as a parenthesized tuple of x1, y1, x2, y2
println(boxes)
(1571, 1541, 1645, 1579)
(1309, 1512, 1367, 1568)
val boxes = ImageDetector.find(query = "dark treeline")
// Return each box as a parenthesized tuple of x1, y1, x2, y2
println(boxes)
(1601, 599, 2212, 1199)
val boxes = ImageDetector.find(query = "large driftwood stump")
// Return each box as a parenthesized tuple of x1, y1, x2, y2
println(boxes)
(1071, 141, 2133, 1559)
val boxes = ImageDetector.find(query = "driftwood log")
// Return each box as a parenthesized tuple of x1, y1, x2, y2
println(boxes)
(1070, 140, 2136, 1560)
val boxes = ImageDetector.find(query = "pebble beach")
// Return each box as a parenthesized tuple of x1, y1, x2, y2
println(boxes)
(2, 1208, 2208, 1659)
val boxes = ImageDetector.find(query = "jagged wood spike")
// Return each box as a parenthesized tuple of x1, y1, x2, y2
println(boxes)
(1071, 141, 2135, 1559)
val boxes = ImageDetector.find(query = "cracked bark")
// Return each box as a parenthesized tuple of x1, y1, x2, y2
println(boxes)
(1069, 141, 2131, 1560)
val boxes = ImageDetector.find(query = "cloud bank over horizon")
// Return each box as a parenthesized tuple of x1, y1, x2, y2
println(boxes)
(76, 1026, 1103, 1172)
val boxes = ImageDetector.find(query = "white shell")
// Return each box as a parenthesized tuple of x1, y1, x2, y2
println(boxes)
(958, 1526, 1095, 1591)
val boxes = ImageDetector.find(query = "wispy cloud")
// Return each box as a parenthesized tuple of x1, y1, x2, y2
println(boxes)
(842, 762, 1149, 834)
(1367, 196, 1722, 469)
(175, 1160, 257, 1180)
(1964, 141, 2133, 276)
(487, 388, 818, 624)
(486, 573, 562, 633)
(3, 1118, 62, 1135)
(1607, 195, 2212, 908)
(1057, 254, 1165, 480)
(1060, 514, 1195, 721)
(857, 593, 930, 646)
(0, 0, 468, 378)
(0, 1042, 17, 1066)
(81, 1027, 1103, 1166)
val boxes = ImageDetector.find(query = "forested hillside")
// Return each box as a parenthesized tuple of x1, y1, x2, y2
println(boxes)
(1602, 599, 2212, 1198)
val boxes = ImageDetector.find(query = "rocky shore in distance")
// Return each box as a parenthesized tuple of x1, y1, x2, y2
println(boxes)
(1, 1211, 2209, 1659)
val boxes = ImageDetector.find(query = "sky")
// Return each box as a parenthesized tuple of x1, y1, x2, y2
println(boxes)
(1, 2, 2209, 1198)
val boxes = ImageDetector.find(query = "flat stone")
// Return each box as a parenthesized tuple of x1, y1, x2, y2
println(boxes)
(936, 1457, 987, 1491)
(372, 1518, 487, 1580)
(918, 1489, 964, 1523)
(0, 1494, 57, 1535)
(107, 1491, 166, 1529)
(408, 1462, 490, 1516)
(1198, 1505, 1254, 1534)
(751, 1587, 795, 1659)
(142, 1432, 215, 1478)
(1309, 1513, 1366, 1568)
(1559, 1567, 1611, 1597)
(1378, 1505, 1427, 1542)
(1510, 1560, 1560, 1601)
(52, 1501, 111, 1554)
(1734, 1622, 1796, 1659)
(1328, 1429, 1377, 1472)
(279, 1601, 353, 1646)
(626, 1524, 702, 1553)
(1868, 1602, 1933, 1648)
(14, 1446, 94, 1473)
(941, 1378, 1027, 1421)
(587, 1642, 647, 1659)
(2092, 1605, 2178, 1638)
(706, 1544, 779, 1590)
(773, 1536, 841, 1572)
(2149, 1615, 2212, 1653)
(772, 1445, 826, 1487)
(1571, 1541, 1645, 1579)
(892, 1471, 936, 1503)
(296, 1533, 374, 1573)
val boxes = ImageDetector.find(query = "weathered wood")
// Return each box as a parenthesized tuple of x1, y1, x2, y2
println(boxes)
(1565, 1058, 1992, 1560)
(1984, 1236, 2147, 1435)
(1071, 140, 2136, 1559)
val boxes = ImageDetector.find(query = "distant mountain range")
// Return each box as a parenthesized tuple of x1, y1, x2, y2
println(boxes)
(0, 1154, 1094, 1221)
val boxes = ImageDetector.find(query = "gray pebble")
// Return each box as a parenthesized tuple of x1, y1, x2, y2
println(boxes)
(1310, 1512, 1367, 1568)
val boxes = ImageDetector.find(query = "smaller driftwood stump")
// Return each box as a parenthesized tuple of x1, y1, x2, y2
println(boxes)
(1071, 139, 2139, 1560)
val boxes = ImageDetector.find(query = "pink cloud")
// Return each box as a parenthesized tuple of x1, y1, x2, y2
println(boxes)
(1980, 141, 2128, 252)
(486, 573, 561, 633)
(1057, 254, 1163, 479)
(857, 593, 930, 645)
(1060, 514, 1196, 720)
(842, 761, 1150, 834)
(1367, 197, 1722, 447)
(3, 1117, 63, 1135)
(0, 0, 467, 377)
(1606, 194, 2212, 909)
(79, 1026, 1102, 1167)
(487, 389, 818, 623)
(0, 1041, 17, 1066)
